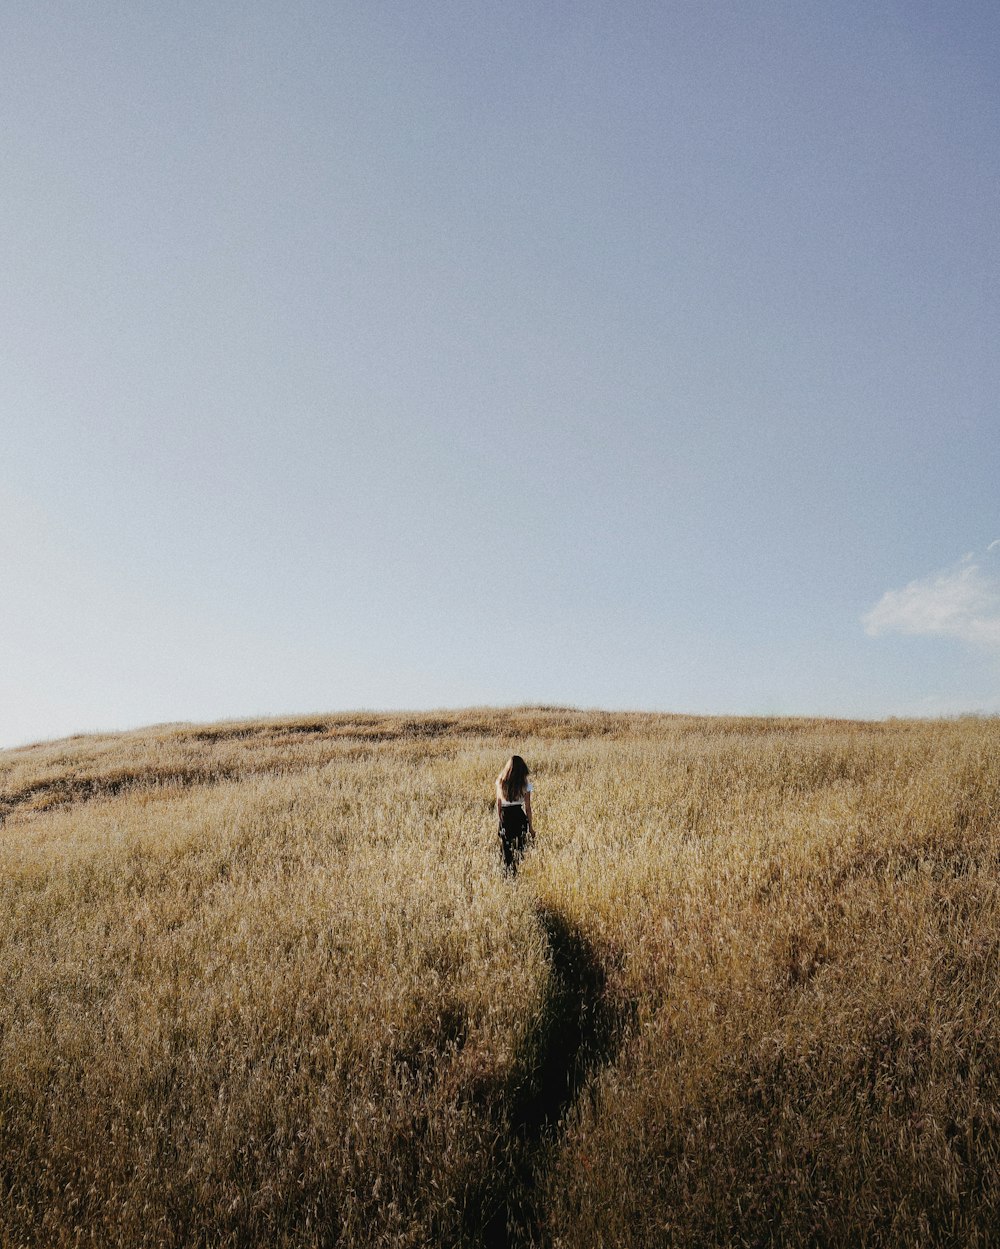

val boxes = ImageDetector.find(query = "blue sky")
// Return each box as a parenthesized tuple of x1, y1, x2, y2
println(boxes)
(2, 1, 998, 746)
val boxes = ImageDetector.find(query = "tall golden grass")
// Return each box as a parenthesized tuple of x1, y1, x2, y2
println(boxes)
(1, 709, 998, 1247)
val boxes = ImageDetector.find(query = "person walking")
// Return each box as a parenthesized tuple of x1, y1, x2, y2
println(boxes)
(496, 755, 534, 874)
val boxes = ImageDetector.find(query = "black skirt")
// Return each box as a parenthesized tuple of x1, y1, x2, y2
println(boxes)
(498, 803, 528, 871)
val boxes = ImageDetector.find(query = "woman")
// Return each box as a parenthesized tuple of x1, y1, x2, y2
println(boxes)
(496, 755, 534, 874)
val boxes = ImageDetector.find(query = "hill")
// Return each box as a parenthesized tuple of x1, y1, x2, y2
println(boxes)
(2, 709, 999, 1247)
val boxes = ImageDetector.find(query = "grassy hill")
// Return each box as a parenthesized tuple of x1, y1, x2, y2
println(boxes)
(2, 709, 999, 1247)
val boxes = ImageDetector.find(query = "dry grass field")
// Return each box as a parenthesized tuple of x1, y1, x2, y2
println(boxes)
(2, 708, 999, 1248)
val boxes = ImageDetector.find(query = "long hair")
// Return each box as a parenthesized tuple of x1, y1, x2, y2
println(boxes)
(496, 755, 529, 802)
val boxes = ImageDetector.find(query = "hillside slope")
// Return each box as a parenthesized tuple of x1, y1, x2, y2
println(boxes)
(2, 709, 999, 1247)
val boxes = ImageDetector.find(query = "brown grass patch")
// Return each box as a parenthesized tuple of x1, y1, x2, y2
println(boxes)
(1, 709, 998, 1246)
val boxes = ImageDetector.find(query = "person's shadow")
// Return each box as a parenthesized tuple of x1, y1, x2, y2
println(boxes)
(469, 904, 635, 1248)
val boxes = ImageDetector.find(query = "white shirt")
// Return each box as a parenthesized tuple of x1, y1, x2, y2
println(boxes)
(499, 780, 533, 808)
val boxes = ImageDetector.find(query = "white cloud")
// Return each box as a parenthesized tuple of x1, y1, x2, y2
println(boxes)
(863, 548, 1000, 652)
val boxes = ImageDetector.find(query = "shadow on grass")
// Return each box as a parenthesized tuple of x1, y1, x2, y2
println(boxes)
(465, 906, 635, 1249)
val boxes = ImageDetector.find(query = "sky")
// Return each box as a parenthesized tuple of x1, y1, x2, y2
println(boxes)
(2, 0, 998, 747)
